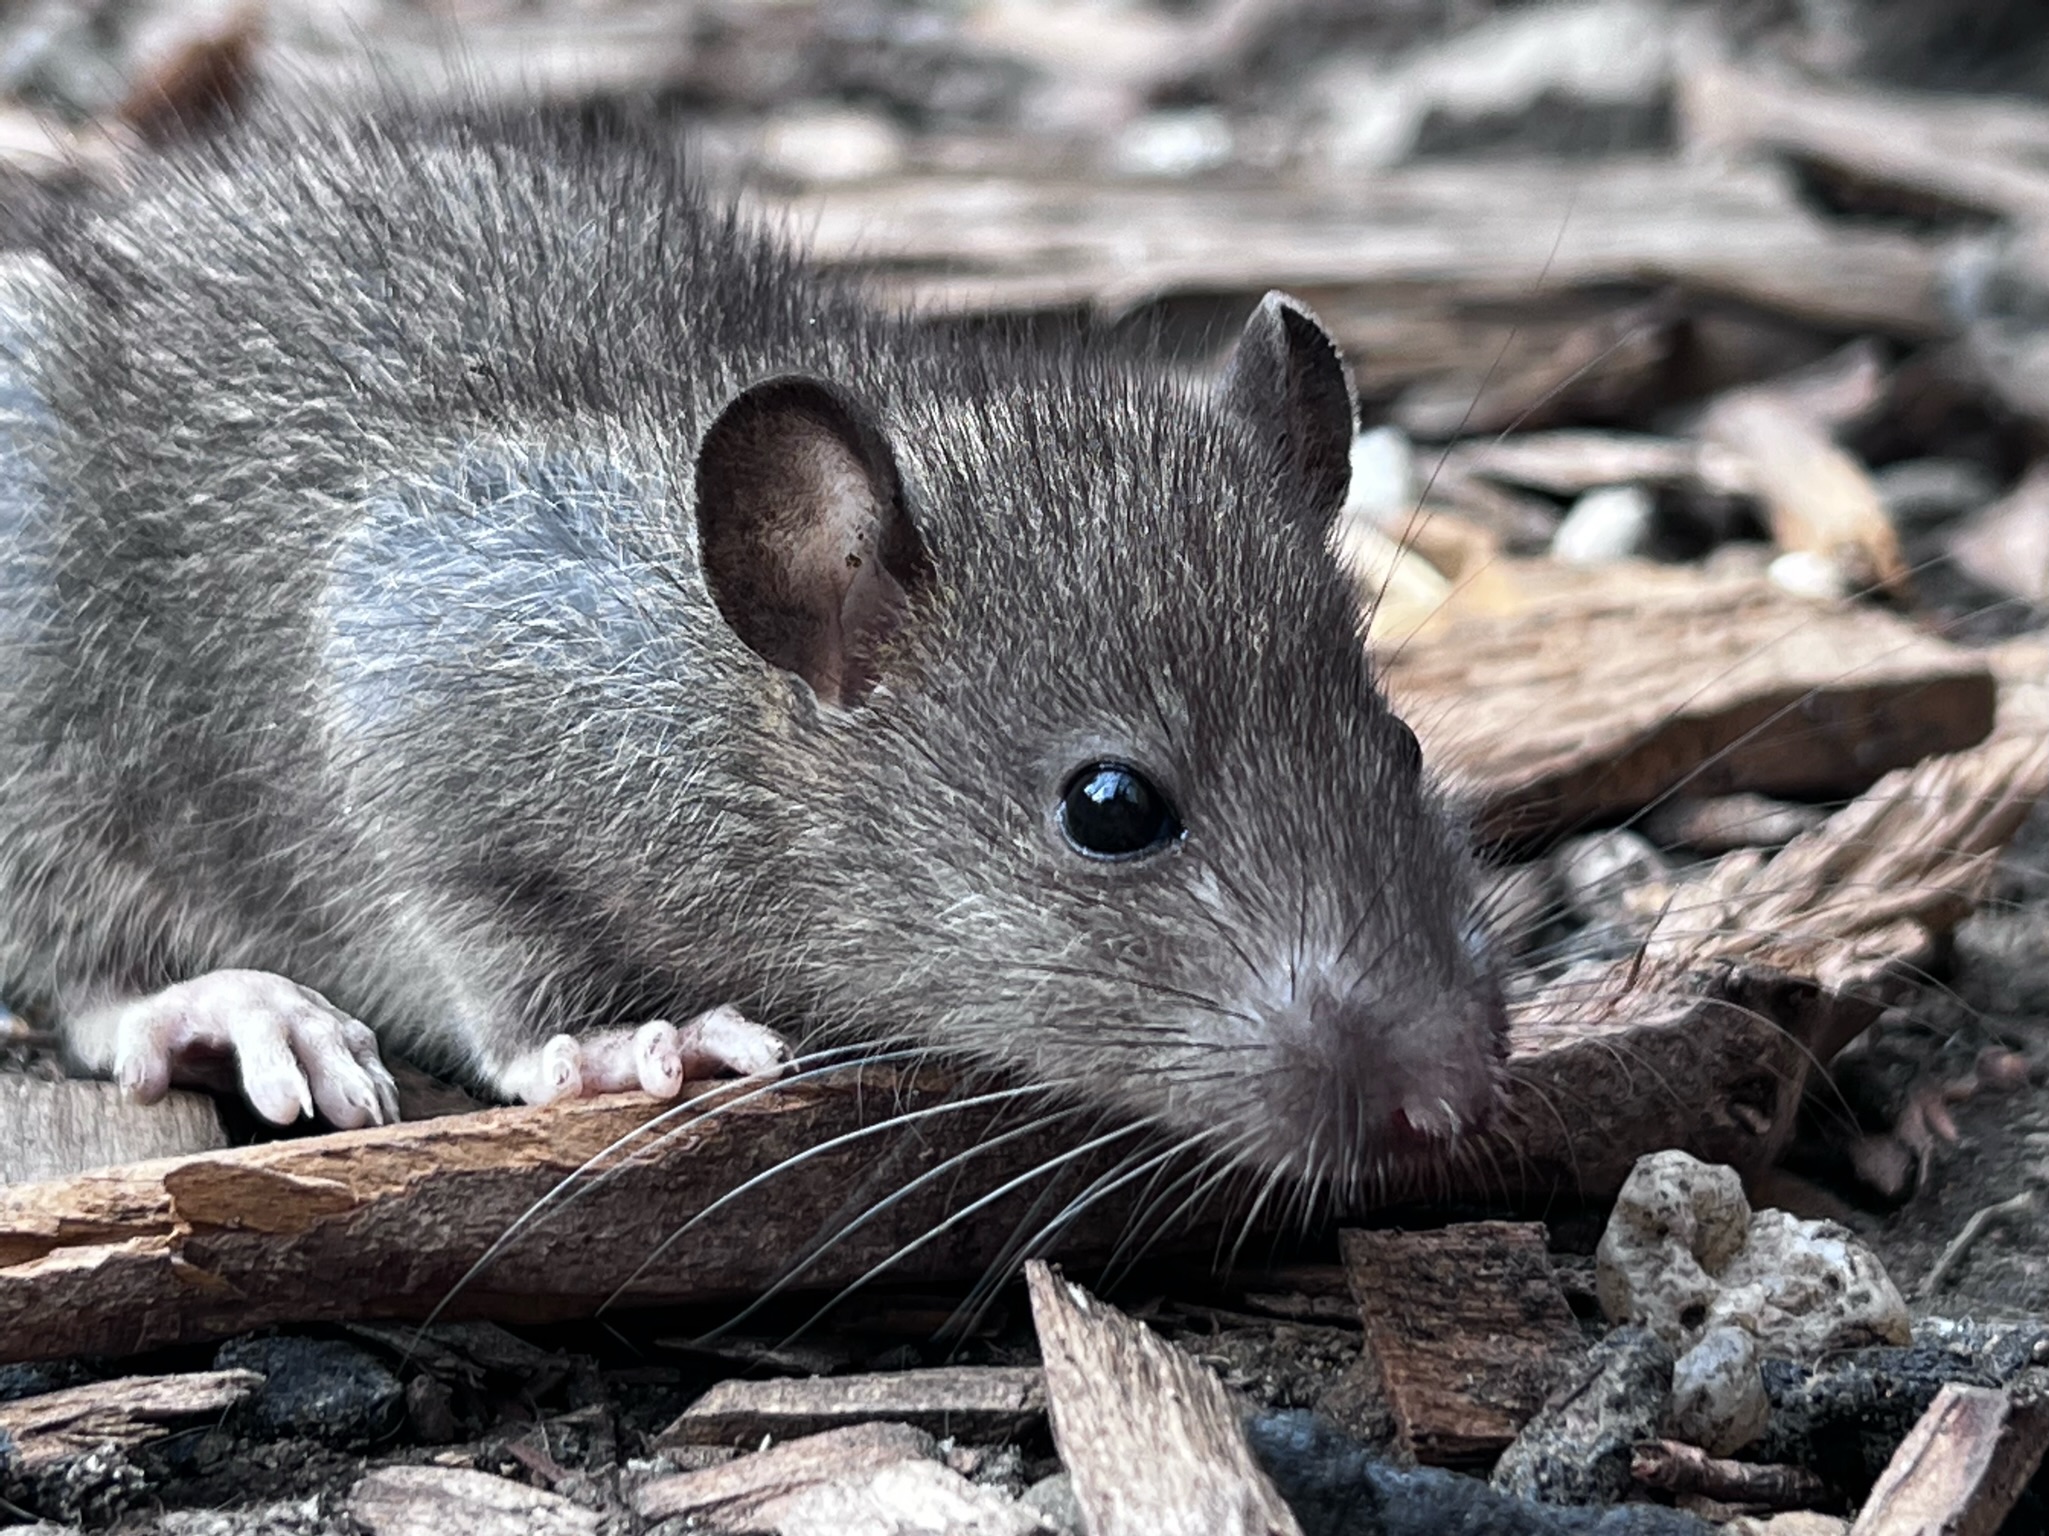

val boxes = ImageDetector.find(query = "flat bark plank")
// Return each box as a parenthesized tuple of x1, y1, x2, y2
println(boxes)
(770, 156, 1946, 380)
(1682, 57, 2049, 225)
(350, 1466, 602, 1536)
(636, 1421, 937, 1524)
(1848, 1383, 2049, 1536)
(1026, 1261, 1304, 1536)
(1440, 430, 1750, 498)
(1380, 565, 1995, 844)
(0, 1370, 263, 1477)
(661, 1365, 1047, 1448)
(1338, 1224, 1582, 1468)
(0, 1077, 225, 1186)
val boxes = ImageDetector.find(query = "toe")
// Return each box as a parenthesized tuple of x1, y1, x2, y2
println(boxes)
(633, 1020, 686, 1099)
(675, 1005, 791, 1079)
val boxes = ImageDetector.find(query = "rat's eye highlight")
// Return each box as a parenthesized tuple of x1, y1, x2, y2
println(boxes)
(1058, 761, 1182, 861)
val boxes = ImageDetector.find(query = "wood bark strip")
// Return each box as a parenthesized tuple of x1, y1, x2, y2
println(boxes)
(1338, 1224, 1582, 1468)
(636, 1421, 939, 1524)
(1381, 566, 1995, 844)
(1848, 1383, 2049, 1536)
(772, 157, 1948, 363)
(0, 1370, 263, 1477)
(1026, 1261, 1304, 1536)
(661, 1365, 1048, 1448)
(1681, 57, 2049, 226)
(351, 1466, 604, 1536)
(1702, 389, 1910, 597)
(0, 1077, 224, 1187)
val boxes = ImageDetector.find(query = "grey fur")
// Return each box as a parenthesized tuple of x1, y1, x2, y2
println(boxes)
(0, 105, 1504, 1193)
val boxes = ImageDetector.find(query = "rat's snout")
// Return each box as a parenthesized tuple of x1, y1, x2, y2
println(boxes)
(1242, 970, 1508, 1192)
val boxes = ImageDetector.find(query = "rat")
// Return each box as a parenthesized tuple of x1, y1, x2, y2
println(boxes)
(0, 102, 1506, 1197)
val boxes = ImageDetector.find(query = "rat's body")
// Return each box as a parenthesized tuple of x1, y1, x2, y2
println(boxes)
(0, 105, 1503, 1194)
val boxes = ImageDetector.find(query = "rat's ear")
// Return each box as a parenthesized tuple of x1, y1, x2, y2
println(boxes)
(695, 375, 931, 706)
(1216, 291, 1356, 527)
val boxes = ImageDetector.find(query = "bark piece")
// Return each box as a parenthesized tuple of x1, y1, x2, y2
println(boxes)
(0, 1076, 225, 1187)
(1027, 1260, 1304, 1536)
(1702, 390, 1910, 598)
(661, 1365, 1047, 1448)
(1381, 565, 1994, 844)
(1681, 57, 2049, 226)
(771, 1457, 1052, 1536)
(0, 1370, 263, 1477)
(1848, 1382, 2049, 1536)
(1634, 1440, 1831, 1511)
(636, 1420, 937, 1524)
(1948, 462, 2049, 606)
(1442, 431, 1749, 498)
(350, 1466, 601, 1536)
(775, 157, 1946, 389)
(1339, 1224, 1583, 1468)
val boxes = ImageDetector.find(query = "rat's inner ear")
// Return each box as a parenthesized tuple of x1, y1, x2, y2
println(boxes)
(694, 375, 930, 705)
(1215, 291, 1356, 530)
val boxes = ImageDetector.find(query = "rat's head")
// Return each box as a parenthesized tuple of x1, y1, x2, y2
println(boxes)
(692, 293, 1507, 1202)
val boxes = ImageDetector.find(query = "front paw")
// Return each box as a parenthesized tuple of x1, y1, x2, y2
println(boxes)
(101, 970, 399, 1128)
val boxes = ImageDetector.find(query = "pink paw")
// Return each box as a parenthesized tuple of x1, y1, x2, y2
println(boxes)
(105, 970, 399, 1128)
(499, 1006, 791, 1106)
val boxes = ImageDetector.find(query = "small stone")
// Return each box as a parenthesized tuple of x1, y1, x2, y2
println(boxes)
(1346, 426, 1419, 526)
(1490, 1326, 1674, 1505)
(1767, 550, 1850, 601)
(1639, 793, 1826, 854)
(1550, 829, 1670, 925)
(1668, 1324, 1768, 1455)
(1948, 462, 2049, 604)
(1550, 484, 1655, 565)
(1597, 1151, 1911, 1363)
(756, 108, 907, 186)
(1020, 1471, 1083, 1534)
(215, 1335, 404, 1448)
(1110, 109, 1234, 178)
(1873, 458, 1995, 532)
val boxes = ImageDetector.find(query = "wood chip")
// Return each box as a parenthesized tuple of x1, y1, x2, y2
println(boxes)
(1441, 430, 1749, 498)
(0, 1370, 263, 1477)
(775, 157, 1947, 382)
(771, 1458, 1051, 1536)
(661, 1365, 1047, 1448)
(0, 1076, 224, 1187)
(1382, 565, 1992, 843)
(1026, 1261, 1303, 1536)
(635, 1421, 937, 1524)
(1702, 390, 1910, 598)
(1338, 1224, 1582, 1468)
(350, 1466, 602, 1536)
(1848, 1383, 2049, 1536)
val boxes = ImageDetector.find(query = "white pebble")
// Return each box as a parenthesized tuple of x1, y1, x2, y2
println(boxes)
(1669, 1324, 1768, 1455)
(1110, 110, 1234, 179)
(1551, 484, 1654, 565)
(1767, 549, 1850, 601)
(1597, 1150, 1911, 1364)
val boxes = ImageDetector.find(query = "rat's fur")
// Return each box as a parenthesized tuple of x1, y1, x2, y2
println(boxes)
(0, 106, 1503, 1194)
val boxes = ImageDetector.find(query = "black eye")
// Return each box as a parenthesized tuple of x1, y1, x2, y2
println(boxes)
(1058, 761, 1182, 861)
